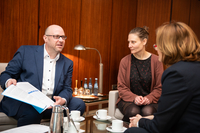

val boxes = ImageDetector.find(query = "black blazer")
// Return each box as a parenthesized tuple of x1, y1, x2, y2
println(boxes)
(139, 61, 200, 133)
(0, 45, 73, 116)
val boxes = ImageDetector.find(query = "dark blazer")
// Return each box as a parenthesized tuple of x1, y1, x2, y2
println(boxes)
(0, 45, 73, 116)
(139, 61, 200, 133)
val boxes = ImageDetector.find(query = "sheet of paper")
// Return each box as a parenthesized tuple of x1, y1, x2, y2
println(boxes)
(1, 82, 54, 113)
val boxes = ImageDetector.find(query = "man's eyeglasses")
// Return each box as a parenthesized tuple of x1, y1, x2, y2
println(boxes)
(46, 35, 67, 40)
(153, 44, 157, 49)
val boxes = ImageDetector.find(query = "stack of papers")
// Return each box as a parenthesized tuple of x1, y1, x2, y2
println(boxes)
(1, 82, 54, 113)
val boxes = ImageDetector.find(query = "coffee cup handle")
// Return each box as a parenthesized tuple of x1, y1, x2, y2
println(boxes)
(96, 111, 100, 119)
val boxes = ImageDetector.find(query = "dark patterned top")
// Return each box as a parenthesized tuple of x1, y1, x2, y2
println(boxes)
(130, 54, 152, 96)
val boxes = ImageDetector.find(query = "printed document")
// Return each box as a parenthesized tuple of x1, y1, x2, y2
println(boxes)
(1, 82, 54, 113)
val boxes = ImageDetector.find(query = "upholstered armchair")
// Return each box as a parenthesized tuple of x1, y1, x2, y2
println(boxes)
(108, 90, 124, 120)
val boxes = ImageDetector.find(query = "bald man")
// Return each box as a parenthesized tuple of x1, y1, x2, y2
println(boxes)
(0, 25, 85, 126)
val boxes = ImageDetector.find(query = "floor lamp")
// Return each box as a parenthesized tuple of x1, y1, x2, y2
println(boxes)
(74, 44, 103, 94)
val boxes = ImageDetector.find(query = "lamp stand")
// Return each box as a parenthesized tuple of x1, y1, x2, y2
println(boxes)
(99, 63, 103, 93)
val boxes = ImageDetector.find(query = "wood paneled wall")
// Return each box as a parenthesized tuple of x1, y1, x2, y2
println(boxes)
(39, 0, 82, 86)
(109, 0, 137, 88)
(0, 0, 38, 62)
(136, 0, 171, 55)
(0, 0, 200, 94)
(78, 0, 112, 90)
(171, 0, 200, 40)
(171, 0, 191, 24)
(190, 0, 200, 40)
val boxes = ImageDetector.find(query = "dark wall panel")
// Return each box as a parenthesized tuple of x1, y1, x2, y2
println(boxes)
(0, 0, 38, 62)
(171, 0, 200, 40)
(189, 0, 200, 40)
(109, 0, 137, 89)
(171, 0, 190, 24)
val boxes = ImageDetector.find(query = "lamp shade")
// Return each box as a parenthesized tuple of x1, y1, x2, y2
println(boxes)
(74, 44, 86, 50)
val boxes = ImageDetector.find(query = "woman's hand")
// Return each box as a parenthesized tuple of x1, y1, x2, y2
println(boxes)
(129, 114, 154, 128)
(134, 96, 144, 105)
(143, 97, 150, 105)
(129, 114, 142, 127)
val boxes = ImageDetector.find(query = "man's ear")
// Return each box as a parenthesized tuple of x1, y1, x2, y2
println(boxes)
(43, 35, 47, 42)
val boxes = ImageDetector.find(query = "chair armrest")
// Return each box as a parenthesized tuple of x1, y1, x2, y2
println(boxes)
(108, 90, 119, 118)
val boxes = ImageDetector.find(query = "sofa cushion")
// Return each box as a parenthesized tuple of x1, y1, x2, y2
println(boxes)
(0, 113, 17, 125)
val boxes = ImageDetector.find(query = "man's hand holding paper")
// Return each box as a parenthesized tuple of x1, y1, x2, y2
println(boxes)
(6, 78, 17, 88)
(2, 82, 54, 113)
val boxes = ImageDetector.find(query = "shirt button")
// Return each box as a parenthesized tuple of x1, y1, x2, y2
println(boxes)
(48, 79, 50, 81)
(49, 70, 51, 72)
(50, 61, 52, 63)
(48, 88, 49, 90)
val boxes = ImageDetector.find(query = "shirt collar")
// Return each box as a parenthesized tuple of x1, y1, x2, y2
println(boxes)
(44, 44, 60, 61)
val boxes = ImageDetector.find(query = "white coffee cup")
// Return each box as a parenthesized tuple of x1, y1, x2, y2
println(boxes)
(71, 110, 80, 121)
(112, 120, 123, 131)
(68, 122, 80, 133)
(96, 109, 107, 119)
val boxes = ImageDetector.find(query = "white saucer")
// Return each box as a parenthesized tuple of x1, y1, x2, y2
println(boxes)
(93, 115, 111, 121)
(72, 116, 85, 122)
(106, 126, 127, 133)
